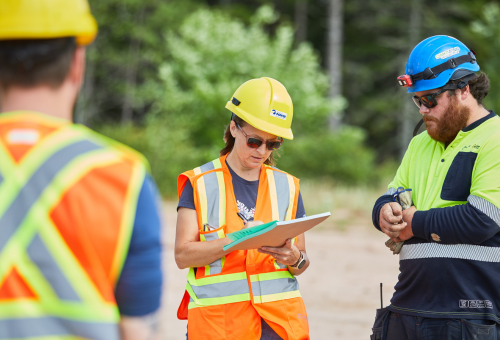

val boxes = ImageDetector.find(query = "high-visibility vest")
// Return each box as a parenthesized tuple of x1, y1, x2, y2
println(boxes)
(177, 154, 310, 340)
(0, 111, 148, 340)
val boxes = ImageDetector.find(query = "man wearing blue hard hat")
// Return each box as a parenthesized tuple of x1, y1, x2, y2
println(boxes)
(371, 35, 500, 339)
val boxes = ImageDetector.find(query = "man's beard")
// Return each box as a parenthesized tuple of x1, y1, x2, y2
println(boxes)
(424, 94, 470, 144)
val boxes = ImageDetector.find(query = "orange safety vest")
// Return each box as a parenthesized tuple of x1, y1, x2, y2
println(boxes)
(0, 111, 147, 340)
(177, 154, 310, 340)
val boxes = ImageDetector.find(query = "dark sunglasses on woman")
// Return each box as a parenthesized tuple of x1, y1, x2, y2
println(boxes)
(412, 88, 449, 109)
(236, 123, 283, 150)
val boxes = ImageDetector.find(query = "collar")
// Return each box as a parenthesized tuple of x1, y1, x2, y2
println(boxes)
(462, 110, 497, 132)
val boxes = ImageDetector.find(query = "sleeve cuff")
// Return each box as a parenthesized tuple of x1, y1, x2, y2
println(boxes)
(412, 210, 430, 240)
(372, 195, 394, 231)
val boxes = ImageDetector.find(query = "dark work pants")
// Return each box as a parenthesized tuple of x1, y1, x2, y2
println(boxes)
(371, 309, 498, 340)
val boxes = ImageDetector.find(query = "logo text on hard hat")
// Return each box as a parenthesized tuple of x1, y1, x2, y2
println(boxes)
(270, 109, 287, 120)
(435, 47, 460, 60)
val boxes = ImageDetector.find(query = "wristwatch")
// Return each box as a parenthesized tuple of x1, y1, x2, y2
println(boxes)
(290, 252, 306, 269)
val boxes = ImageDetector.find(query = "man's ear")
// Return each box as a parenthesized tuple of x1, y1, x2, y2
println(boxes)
(460, 84, 470, 101)
(69, 47, 86, 88)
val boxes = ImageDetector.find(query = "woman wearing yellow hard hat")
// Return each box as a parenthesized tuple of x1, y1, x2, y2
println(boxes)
(175, 77, 311, 340)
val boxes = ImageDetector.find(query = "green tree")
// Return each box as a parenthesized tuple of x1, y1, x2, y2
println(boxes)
(144, 5, 377, 195)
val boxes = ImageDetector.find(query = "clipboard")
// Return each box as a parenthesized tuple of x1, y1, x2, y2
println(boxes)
(223, 212, 331, 251)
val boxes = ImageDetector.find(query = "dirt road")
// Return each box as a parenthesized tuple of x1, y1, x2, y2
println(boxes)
(158, 202, 400, 339)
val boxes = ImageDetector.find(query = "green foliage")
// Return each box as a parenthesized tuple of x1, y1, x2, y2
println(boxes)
(278, 127, 376, 185)
(470, 2, 500, 113)
(139, 5, 376, 196)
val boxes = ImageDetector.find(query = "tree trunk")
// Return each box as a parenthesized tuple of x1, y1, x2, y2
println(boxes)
(327, 0, 343, 131)
(294, 0, 308, 44)
(399, 0, 422, 159)
(121, 6, 146, 124)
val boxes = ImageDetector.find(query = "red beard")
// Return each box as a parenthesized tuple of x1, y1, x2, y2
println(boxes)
(424, 94, 470, 144)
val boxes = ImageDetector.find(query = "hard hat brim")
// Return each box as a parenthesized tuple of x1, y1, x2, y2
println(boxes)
(226, 102, 294, 140)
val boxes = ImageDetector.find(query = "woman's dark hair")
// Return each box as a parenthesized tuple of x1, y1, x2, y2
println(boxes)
(0, 37, 76, 90)
(220, 114, 279, 166)
(449, 71, 490, 105)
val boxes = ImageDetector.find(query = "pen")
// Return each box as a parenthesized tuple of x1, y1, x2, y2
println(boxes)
(236, 212, 248, 224)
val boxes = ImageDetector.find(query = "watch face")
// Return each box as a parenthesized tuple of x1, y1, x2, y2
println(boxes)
(297, 258, 306, 269)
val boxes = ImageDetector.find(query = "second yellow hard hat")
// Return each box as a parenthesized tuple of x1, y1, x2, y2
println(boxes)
(0, 0, 97, 45)
(225, 77, 294, 140)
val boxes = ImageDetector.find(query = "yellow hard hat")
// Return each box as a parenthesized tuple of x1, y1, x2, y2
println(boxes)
(0, 0, 97, 45)
(225, 77, 294, 140)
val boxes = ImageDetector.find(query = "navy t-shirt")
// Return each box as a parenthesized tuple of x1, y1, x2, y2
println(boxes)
(178, 162, 306, 219)
(115, 175, 163, 316)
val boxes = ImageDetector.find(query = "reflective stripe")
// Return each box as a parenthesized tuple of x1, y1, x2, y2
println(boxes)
(250, 271, 300, 303)
(286, 174, 295, 220)
(254, 290, 302, 304)
(204, 172, 221, 228)
(273, 171, 290, 221)
(251, 277, 299, 296)
(187, 270, 251, 308)
(273, 260, 287, 269)
(468, 195, 500, 225)
(0, 317, 119, 340)
(191, 278, 250, 299)
(400, 243, 500, 262)
(200, 161, 215, 173)
(0, 171, 3, 186)
(27, 233, 81, 302)
(0, 140, 102, 252)
(202, 231, 223, 275)
(266, 169, 280, 221)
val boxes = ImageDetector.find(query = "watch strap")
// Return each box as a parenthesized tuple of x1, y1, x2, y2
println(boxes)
(290, 252, 303, 268)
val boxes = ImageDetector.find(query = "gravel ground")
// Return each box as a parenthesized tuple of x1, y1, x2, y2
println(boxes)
(157, 201, 400, 340)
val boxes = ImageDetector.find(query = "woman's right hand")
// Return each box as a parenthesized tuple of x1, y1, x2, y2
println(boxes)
(243, 220, 263, 229)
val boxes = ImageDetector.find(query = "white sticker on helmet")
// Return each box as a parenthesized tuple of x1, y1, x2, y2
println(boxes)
(270, 109, 287, 120)
(435, 47, 461, 60)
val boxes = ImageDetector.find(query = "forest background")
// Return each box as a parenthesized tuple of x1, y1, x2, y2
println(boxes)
(79, 0, 500, 197)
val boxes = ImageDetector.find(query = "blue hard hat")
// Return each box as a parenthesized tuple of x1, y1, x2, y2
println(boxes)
(404, 35, 480, 93)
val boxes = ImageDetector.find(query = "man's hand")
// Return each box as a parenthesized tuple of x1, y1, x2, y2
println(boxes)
(393, 206, 416, 242)
(379, 202, 406, 239)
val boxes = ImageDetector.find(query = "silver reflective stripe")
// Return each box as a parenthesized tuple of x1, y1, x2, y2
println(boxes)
(203, 171, 220, 228)
(200, 161, 215, 173)
(0, 171, 3, 186)
(251, 278, 299, 296)
(0, 317, 119, 340)
(468, 195, 500, 225)
(0, 140, 102, 252)
(383, 187, 397, 196)
(273, 171, 290, 221)
(276, 262, 287, 269)
(204, 231, 222, 274)
(191, 279, 249, 299)
(400, 243, 500, 262)
(27, 233, 81, 302)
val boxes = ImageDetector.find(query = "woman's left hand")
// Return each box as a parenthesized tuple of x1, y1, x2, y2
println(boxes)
(258, 239, 300, 266)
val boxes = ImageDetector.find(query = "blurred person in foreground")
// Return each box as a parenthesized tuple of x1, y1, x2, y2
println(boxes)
(175, 78, 310, 340)
(0, 1, 162, 339)
(371, 35, 500, 339)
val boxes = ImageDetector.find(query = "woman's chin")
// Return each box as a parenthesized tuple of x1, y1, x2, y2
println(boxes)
(247, 157, 265, 167)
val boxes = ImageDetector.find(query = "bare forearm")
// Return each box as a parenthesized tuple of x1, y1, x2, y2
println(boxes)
(175, 237, 232, 269)
(287, 252, 309, 276)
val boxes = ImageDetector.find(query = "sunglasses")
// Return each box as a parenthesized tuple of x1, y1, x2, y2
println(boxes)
(236, 123, 283, 150)
(412, 88, 449, 109)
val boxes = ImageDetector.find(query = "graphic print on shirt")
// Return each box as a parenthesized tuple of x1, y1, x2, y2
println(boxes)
(237, 200, 255, 221)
